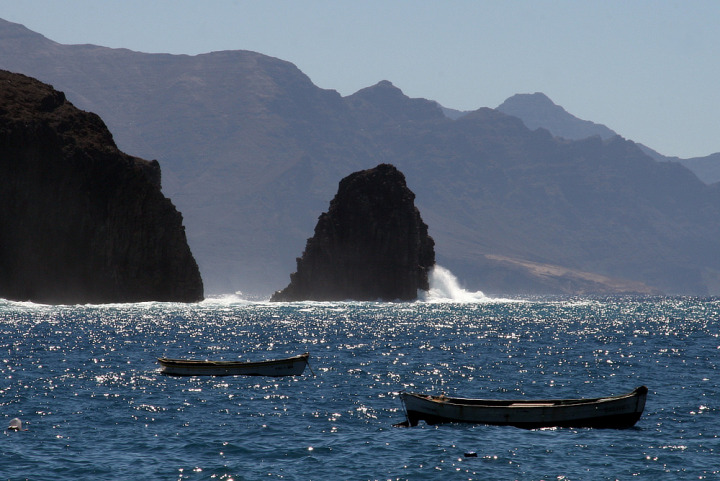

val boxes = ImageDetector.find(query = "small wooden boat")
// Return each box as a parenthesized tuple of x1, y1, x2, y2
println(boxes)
(158, 352, 310, 377)
(398, 385, 647, 429)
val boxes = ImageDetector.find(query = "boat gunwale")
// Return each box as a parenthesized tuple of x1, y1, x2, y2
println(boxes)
(157, 352, 309, 368)
(398, 386, 647, 429)
(401, 385, 647, 409)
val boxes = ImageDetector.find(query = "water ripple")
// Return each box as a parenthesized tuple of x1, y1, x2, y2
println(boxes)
(1, 296, 718, 479)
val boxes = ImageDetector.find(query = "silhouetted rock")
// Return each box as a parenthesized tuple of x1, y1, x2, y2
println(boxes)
(0, 70, 203, 303)
(271, 164, 435, 301)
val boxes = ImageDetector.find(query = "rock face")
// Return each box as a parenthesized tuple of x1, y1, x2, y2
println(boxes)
(271, 164, 435, 301)
(0, 70, 204, 303)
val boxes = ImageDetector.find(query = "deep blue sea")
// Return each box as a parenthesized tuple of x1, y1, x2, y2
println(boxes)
(1, 281, 718, 479)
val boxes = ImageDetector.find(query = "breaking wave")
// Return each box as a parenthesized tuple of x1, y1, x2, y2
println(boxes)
(199, 267, 496, 304)
(420, 265, 491, 303)
(200, 292, 256, 305)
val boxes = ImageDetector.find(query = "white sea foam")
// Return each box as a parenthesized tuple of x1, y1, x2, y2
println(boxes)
(200, 292, 256, 305)
(419, 265, 493, 303)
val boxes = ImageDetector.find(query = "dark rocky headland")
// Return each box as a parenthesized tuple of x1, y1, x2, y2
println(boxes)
(271, 164, 435, 302)
(0, 70, 204, 303)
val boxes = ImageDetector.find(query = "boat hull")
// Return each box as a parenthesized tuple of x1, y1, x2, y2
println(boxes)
(400, 386, 647, 429)
(158, 353, 309, 377)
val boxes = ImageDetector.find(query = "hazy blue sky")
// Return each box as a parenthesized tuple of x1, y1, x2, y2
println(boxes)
(1, 0, 718, 158)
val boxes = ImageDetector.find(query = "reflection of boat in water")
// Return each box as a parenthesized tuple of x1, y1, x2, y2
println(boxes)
(398, 386, 648, 429)
(158, 352, 310, 377)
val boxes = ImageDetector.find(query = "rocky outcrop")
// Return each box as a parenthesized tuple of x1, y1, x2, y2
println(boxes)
(271, 164, 435, 301)
(0, 70, 204, 303)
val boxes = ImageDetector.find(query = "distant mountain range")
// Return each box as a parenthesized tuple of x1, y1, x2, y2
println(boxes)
(495, 92, 720, 184)
(497, 92, 618, 141)
(2, 18, 719, 297)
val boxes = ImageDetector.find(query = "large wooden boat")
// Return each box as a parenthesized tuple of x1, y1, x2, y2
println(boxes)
(158, 352, 310, 377)
(398, 385, 647, 429)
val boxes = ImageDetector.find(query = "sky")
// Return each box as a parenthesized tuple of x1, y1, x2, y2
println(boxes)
(1, 0, 718, 158)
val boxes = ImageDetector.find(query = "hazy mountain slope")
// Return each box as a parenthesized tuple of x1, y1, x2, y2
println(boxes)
(671, 153, 720, 185)
(366, 103, 720, 295)
(3, 18, 720, 296)
(497, 91, 720, 186)
(497, 92, 617, 141)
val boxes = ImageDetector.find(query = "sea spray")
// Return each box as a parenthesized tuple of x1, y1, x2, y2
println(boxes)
(200, 292, 255, 305)
(419, 265, 490, 302)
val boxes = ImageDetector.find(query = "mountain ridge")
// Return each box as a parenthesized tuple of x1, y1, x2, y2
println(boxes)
(495, 90, 720, 184)
(497, 92, 618, 141)
(2, 18, 719, 296)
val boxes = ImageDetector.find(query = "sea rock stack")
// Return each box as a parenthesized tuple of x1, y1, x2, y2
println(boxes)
(0, 70, 204, 303)
(271, 164, 435, 301)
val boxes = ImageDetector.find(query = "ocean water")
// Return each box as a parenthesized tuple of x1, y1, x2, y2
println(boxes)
(1, 281, 718, 479)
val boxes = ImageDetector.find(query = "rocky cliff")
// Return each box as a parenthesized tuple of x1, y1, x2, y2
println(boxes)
(271, 164, 435, 301)
(0, 70, 204, 303)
